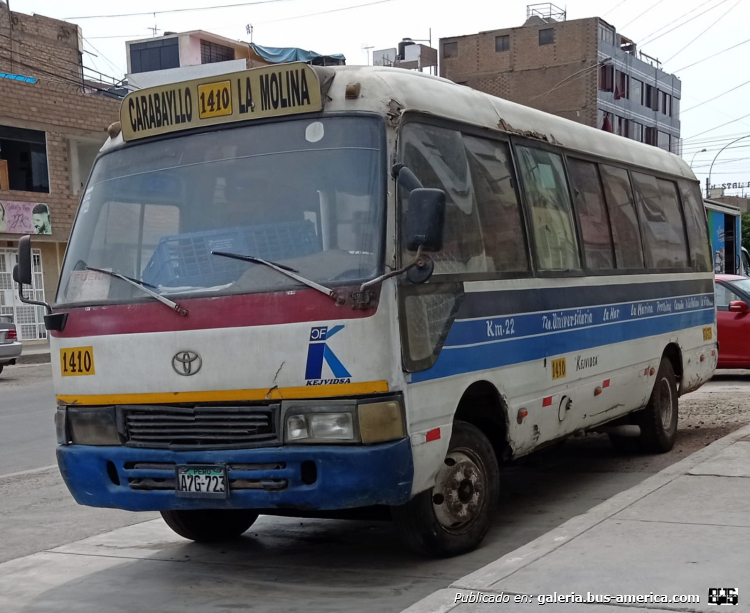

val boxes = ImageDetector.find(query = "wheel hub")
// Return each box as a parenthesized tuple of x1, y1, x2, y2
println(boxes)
(659, 378, 673, 429)
(432, 450, 485, 531)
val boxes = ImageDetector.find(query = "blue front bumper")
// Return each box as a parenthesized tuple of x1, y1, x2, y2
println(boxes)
(56, 439, 414, 512)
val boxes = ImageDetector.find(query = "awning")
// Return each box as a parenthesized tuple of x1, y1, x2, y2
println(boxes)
(248, 43, 345, 66)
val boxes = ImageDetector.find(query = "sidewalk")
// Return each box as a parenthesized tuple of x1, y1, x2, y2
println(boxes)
(404, 424, 750, 612)
(17, 341, 50, 365)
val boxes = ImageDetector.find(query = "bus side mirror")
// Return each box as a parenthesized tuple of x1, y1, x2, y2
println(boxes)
(13, 235, 33, 286)
(405, 188, 446, 252)
(729, 300, 749, 314)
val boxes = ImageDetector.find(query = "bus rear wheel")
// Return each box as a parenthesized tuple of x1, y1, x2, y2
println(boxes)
(161, 509, 259, 542)
(636, 357, 679, 453)
(391, 420, 499, 557)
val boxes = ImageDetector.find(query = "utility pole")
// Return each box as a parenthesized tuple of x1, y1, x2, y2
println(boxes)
(362, 43, 374, 65)
(246, 24, 253, 43)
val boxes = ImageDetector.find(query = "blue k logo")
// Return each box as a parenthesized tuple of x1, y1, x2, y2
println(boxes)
(305, 325, 352, 381)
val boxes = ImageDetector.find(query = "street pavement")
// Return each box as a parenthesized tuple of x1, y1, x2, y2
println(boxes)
(405, 423, 750, 613)
(0, 365, 749, 611)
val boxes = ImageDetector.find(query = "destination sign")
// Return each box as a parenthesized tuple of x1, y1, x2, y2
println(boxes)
(120, 62, 323, 141)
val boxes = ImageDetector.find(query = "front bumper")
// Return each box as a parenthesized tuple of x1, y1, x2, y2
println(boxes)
(57, 439, 414, 512)
(0, 341, 22, 363)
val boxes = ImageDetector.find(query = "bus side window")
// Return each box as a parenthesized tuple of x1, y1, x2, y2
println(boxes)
(599, 165, 644, 270)
(463, 135, 529, 273)
(631, 173, 689, 269)
(515, 146, 580, 272)
(400, 123, 487, 275)
(567, 158, 615, 270)
(679, 180, 712, 272)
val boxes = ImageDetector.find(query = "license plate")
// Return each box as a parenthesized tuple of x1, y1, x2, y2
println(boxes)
(198, 80, 232, 119)
(60, 346, 95, 377)
(175, 465, 228, 499)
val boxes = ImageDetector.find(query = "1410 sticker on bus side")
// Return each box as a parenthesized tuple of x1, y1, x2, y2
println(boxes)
(60, 347, 95, 377)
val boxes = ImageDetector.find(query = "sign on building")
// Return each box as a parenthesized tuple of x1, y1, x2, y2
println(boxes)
(0, 201, 52, 234)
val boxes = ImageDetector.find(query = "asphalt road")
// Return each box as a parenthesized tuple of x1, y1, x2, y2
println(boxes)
(1, 365, 750, 612)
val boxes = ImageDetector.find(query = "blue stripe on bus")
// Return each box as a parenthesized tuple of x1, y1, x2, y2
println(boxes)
(411, 298, 714, 383)
(444, 293, 714, 348)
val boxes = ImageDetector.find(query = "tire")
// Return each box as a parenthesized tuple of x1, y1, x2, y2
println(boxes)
(391, 420, 499, 557)
(608, 433, 640, 454)
(636, 358, 679, 453)
(160, 509, 259, 542)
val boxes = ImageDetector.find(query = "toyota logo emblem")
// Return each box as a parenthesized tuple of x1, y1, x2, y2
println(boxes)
(172, 351, 202, 376)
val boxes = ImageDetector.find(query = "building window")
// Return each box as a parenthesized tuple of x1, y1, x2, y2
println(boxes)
(495, 35, 510, 52)
(129, 37, 179, 73)
(616, 116, 629, 137)
(657, 131, 671, 151)
(200, 40, 235, 64)
(0, 126, 49, 193)
(599, 64, 614, 92)
(632, 78, 644, 105)
(672, 97, 680, 117)
(645, 84, 658, 110)
(443, 42, 458, 58)
(615, 70, 629, 99)
(645, 127, 658, 146)
(661, 91, 671, 116)
(539, 28, 554, 45)
(631, 122, 644, 142)
(599, 22, 615, 46)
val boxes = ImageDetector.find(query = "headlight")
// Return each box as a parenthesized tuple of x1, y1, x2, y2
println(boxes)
(283, 396, 405, 444)
(67, 406, 121, 446)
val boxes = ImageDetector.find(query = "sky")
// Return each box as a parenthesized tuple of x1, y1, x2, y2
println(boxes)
(16, 0, 750, 195)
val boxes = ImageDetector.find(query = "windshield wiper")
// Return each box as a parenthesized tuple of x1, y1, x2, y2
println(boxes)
(211, 251, 339, 303)
(85, 266, 188, 316)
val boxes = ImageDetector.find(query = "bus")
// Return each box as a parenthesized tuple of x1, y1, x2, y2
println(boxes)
(13, 63, 717, 557)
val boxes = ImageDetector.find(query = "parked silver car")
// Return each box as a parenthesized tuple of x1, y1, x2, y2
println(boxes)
(0, 315, 22, 375)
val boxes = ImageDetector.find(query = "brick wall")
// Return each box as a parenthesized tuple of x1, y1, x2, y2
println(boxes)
(0, 77, 121, 242)
(0, 2, 83, 82)
(441, 18, 600, 127)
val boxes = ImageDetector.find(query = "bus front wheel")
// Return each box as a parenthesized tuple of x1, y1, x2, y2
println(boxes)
(392, 420, 499, 557)
(161, 509, 259, 542)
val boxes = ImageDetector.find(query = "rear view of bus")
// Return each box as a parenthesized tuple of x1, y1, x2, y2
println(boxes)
(13, 63, 716, 558)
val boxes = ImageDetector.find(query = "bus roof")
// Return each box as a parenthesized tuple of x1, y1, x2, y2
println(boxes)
(107, 64, 695, 182)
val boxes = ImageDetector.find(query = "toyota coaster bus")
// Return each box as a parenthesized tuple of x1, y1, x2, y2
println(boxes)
(13, 63, 717, 557)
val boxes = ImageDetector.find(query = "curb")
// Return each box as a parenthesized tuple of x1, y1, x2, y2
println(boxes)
(402, 422, 750, 612)
(16, 352, 51, 365)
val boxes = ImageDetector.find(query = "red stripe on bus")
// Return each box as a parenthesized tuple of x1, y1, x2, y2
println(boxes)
(542, 396, 553, 407)
(425, 428, 441, 442)
(50, 287, 377, 338)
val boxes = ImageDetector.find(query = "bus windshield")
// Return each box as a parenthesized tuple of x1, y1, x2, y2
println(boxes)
(57, 116, 384, 306)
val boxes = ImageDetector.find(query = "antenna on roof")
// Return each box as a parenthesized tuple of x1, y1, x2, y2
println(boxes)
(246, 24, 253, 43)
(362, 43, 374, 65)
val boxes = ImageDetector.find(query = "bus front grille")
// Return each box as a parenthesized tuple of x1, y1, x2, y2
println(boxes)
(121, 405, 279, 449)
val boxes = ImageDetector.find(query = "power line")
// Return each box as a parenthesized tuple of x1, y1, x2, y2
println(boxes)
(620, 0, 668, 30)
(258, 0, 395, 23)
(672, 36, 750, 72)
(681, 77, 750, 114)
(662, 0, 743, 65)
(639, 0, 731, 45)
(603, 0, 630, 18)
(83, 38, 124, 82)
(65, 0, 298, 20)
(685, 113, 750, 141)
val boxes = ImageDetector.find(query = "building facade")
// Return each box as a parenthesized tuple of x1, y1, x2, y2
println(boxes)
(0, 1, 120, 340)
(440, 9, 681, 153)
